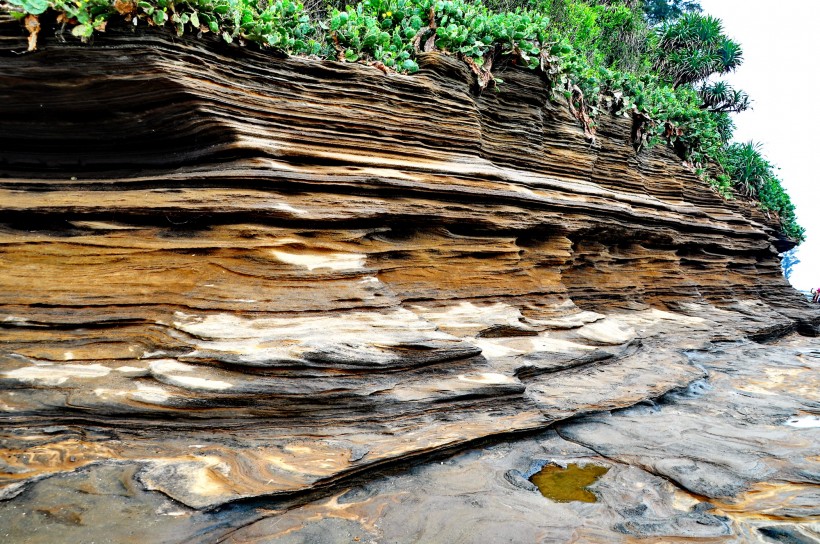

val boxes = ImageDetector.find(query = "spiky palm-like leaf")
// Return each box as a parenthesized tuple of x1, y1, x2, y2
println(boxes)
(712, 111, 734, 144)
(717, 38, 743, 72)
(699, 81, 750, 113)
(655, 13, 743, 86)
(722, 141, 771, 197)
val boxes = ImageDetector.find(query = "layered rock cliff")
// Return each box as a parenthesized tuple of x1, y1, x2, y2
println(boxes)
(0, 19, 817, 541)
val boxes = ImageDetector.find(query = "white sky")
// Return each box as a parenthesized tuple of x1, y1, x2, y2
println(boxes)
(698, 0, 820, 290)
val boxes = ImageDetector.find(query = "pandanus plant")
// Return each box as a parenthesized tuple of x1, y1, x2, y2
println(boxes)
(699, 80, 750, 113)
(655, 13, 743, 87)
(720, 141, 772, 198)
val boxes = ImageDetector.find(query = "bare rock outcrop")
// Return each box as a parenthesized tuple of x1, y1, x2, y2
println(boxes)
(0, 19, 817, 523)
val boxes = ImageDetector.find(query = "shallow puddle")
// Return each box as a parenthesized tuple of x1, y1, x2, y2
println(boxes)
(784, 415, 820, 428)
(529, 463, 609, 503)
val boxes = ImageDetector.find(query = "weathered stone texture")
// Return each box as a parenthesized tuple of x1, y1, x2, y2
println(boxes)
(0, 21, 817, 518)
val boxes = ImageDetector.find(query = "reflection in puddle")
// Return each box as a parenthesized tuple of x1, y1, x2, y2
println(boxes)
(529, 463, 609, 503)
(785, 415, 820, 428)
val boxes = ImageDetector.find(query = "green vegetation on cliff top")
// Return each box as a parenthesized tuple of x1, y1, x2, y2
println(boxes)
(1, 0, 804, 241)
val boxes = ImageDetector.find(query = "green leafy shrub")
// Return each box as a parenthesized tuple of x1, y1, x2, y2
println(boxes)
(720, 141, 771, 196)
(328, 0, 420, 70)
(329, 0, 551, 73)
(4, 0, 326, 52)
(719, 142, 804, 241)
(642, 0, 701, 25)
(543, 0, 651, 73)
(759, 178, 804, 241)
(706, 172, 733, 200)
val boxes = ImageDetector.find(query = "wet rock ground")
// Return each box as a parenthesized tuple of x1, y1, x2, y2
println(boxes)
(2, 334, 817, 543)
(216, 335, 819, 544)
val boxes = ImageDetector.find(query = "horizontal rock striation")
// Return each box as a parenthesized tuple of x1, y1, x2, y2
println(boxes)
(0, 20, 817, 513)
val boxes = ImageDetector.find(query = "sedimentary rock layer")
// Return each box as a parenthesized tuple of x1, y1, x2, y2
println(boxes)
(0, 19, 816, 515)
(217, 336, 819, 544)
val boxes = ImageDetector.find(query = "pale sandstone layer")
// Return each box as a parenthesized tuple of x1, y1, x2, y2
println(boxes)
(0, 18, 817, 540)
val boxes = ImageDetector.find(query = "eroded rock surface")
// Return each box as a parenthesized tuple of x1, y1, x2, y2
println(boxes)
(0, 19, 818, 542)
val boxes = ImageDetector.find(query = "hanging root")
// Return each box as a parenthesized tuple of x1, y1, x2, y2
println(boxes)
(568, 85, 596, 142)
(663, 121, 689, 160)
(412, 26, 436, 53)
(631, 108, 653, 153)
(25, 14, 40, 52)
(370, 61, 390, 75)
(459, 49, 496, 93)
(411, 6, 438, 53)
(330, 31, 345, 61)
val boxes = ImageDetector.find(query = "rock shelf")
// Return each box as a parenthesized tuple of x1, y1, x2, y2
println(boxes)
(0, 20, 817, 541)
